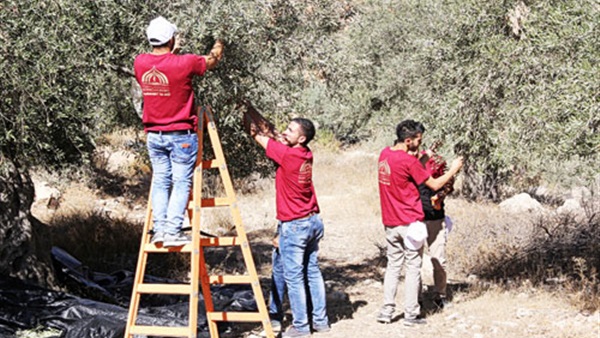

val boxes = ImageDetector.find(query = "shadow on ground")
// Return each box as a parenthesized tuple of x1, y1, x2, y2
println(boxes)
(48, 212, 480, 336)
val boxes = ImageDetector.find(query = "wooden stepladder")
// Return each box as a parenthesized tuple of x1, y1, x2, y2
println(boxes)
(125, 106, 274, 338)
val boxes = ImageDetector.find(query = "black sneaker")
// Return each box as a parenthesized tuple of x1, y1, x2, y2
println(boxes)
(403, 317, 427, 327)
(163, 232, 191, 247)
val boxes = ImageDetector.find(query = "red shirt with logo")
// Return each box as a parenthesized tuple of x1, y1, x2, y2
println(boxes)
(134, 53, 206, 132)
(378, 147, 430, 226)
(266, 139, 320, 222)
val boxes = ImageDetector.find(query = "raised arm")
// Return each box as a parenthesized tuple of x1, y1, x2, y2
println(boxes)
(245, 115, 270, 149)
(204, 39, 225, 70)
(424, 157, 463, 191)
(241, 100, 279, 149)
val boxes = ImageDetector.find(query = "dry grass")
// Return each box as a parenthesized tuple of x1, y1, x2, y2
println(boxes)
(48, 211, 144, 273)
(34, 135, 600, 337)
(443, 199, 537, 279)
(95, 127, 146, 149)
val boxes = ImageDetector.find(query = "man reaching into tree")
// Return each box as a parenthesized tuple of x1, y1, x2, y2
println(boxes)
(417, 141, 455, 310)
(242, 103, 330, 337)
(377, 120, 462, 326)
(134, 16, 224, 247)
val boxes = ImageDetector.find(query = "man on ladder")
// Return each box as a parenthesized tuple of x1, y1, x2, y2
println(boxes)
(134, 16, 224, 247)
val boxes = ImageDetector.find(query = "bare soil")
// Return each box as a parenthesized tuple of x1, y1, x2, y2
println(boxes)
(32, 147, 599, 338)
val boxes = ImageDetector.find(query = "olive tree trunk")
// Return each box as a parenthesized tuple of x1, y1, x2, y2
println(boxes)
(0, 156, 56, 288)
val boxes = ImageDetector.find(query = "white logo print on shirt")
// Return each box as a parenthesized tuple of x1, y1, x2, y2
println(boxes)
(141, 67, 170, 97)
(299, 160, 313, 185)
(378, 159, 391, 185)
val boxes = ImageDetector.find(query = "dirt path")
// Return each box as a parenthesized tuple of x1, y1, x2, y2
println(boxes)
(240, 148, 599, 338)
(288, 200, 599, 338)
(33, 147, 599, 338)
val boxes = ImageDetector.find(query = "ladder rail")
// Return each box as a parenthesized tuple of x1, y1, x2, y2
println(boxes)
(204, 107, 273, 335)
(196, 107, 219, 337)
(124, 185, 153, 337)
(124, 106, 275, 338)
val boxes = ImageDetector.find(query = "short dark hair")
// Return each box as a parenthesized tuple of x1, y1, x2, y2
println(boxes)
(150, 40, 170, 47)
(150, 36, 174, 48)
(396, 120, 425, 142)
(291, 117, 316, 146)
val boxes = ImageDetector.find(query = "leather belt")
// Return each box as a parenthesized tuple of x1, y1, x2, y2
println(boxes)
(297, 212, 317, 220)
(148, 129, 193, 135)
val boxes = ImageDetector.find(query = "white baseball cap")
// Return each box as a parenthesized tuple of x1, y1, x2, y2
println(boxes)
(405, 221, 428, 251)
(146, 16, 177, 46)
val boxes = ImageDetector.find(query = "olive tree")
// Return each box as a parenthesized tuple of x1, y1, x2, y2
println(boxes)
(0, 0, 598, 286)
(0, 0, 349, 286)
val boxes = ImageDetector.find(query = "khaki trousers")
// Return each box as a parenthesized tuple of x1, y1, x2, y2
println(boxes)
(381, 225, 423, 320)
(425, 218, 447, 298)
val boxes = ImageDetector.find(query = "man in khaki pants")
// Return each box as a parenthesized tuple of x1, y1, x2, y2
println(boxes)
(417, 145, 456, 308)
(377, 120, 462, 326)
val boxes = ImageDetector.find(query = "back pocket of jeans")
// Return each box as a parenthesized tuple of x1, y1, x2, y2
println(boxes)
(172, 136, 198, 164)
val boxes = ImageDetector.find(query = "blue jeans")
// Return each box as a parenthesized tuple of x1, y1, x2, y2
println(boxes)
(268, 241, 285, 322)
(146, 132, 197, 235)
(279, 215, 329, 333)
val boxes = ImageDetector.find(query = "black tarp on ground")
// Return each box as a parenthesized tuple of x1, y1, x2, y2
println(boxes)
(0, 247, 259, 337)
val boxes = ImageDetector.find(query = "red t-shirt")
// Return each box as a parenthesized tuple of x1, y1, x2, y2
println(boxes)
(134, 53, 207, 132)
(378, 147, 430, 226)
(266, 139, 320, 222)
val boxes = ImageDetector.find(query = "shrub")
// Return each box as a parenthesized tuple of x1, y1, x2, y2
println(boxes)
(467, 189, 600, 311)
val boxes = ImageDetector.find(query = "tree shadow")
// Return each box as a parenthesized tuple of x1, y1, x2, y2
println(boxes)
(419, 281, 472, 317)
(318, 259, 375, 323)
(49, 213, 483, 336)
(89, 164, 151, 202)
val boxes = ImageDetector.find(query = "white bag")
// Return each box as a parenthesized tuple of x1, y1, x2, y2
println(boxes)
(444, 215, 453, 234)
(405, 221, 428, 250)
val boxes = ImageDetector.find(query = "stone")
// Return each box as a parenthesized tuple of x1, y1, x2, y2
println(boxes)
(516, 308, 533, 318)
(566, 186, 592, 201)
(557, 199, 585, 217)
(499, 193, 544, 214)
(32, 179, 61, 204)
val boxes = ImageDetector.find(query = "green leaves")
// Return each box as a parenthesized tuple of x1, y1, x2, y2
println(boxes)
(0, 0, 597, 196)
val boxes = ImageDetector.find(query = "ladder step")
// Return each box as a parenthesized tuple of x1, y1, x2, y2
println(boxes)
(202, 197, 231, 207)
(202, 159, 221, 169)
(141, 237, 240, 253)
(137, 283, 192, 295)
(143, 244, 193, 253)
(129, 325, 192, 337)
(188, 198, 232, 208)
(209, 275, 253, 284)
(200, 237, 240, 246)
(207, 312, 264, 322)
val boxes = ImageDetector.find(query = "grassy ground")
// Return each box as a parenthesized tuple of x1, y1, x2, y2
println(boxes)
(31, 135, 600, 338)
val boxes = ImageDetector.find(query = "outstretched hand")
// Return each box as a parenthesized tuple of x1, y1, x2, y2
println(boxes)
(450, 156, 464, 172)
(172, 35, 182, 54)
(238, 99, 279, 139)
